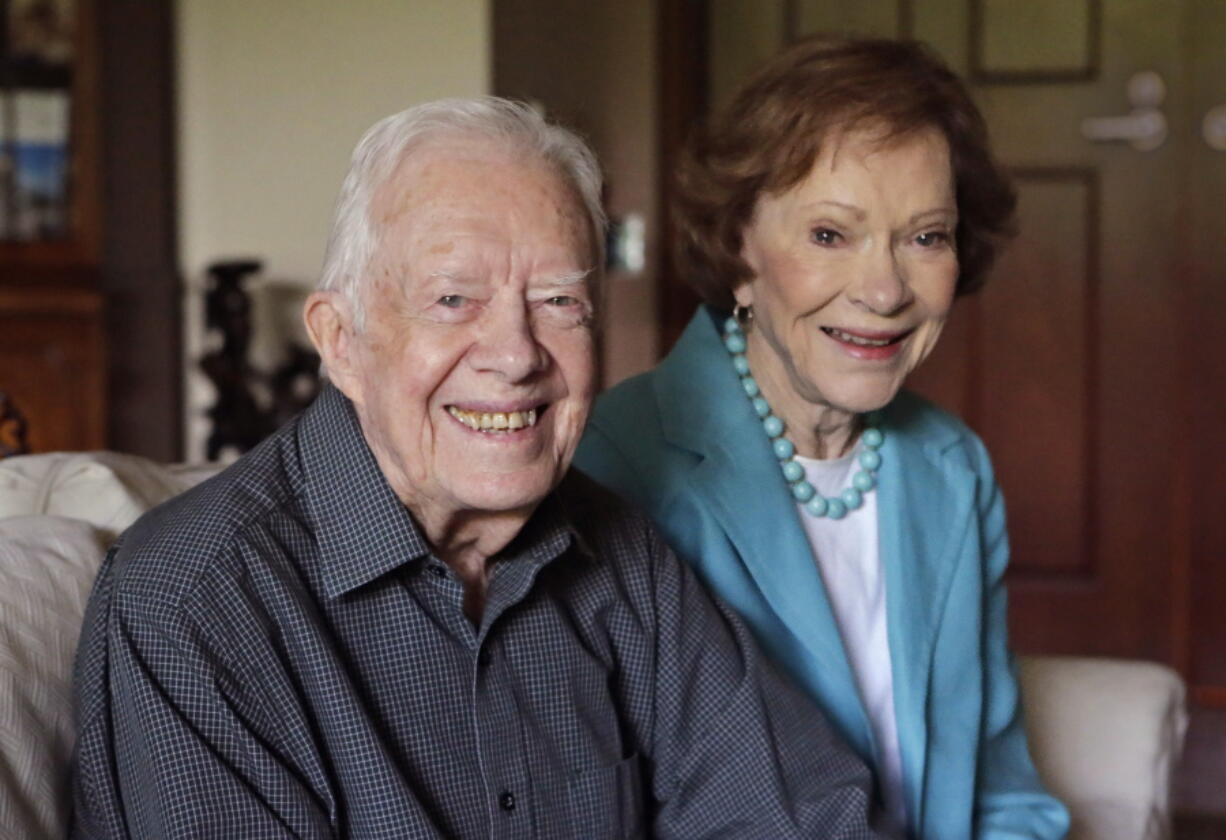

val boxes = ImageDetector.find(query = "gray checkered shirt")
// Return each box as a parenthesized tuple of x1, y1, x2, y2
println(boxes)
(71, 384, 889, 839)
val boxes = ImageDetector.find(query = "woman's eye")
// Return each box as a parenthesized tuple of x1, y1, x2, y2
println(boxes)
(437, 294, 466, 308)
(810, 227, 841, 246)
(916, 231, 950, 247)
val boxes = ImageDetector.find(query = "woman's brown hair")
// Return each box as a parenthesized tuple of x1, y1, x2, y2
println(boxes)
(674, 36, 1017, 310)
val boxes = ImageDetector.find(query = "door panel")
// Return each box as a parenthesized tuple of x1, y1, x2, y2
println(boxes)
(792, 0, 907, 42)
(976, 170, 1097, 579)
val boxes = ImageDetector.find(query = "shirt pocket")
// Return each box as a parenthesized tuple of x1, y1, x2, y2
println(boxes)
(565, 753, 646, 839)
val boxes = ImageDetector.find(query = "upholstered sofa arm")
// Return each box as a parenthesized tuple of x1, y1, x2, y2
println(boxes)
(0, 452, 222, 839)
(1019, 655, 1188, 840)
(0, 451, 221, 539)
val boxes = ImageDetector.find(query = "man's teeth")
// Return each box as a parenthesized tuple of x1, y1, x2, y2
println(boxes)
(447, 406, 538, 432)
(825, 328, 893, 347)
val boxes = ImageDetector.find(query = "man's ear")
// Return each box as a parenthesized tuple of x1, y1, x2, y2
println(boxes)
(304, 291, 364, 405)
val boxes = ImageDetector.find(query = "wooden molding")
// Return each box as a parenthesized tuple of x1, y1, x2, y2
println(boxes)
(784, 0, 913, 42)
(993, 166, 1101, 581)
(969, 0, 1101, 84)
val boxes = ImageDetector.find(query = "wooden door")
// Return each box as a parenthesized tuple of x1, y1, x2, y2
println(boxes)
(906, 1, 1188, 668)
(663, 0, 1226, 701)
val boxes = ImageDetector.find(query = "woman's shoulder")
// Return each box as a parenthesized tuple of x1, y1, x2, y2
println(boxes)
(590, 367, 664, 427)
(888, 389, 971, 433)
(582, 308, 728, 471)
(887, 390, 993, 473)
(577, 369, 691, 506)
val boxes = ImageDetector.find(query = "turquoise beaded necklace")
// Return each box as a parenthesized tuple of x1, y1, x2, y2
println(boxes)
(722, 314, 883, 520)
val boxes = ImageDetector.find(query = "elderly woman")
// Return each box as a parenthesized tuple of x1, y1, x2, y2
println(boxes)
(575, 37, 1068, 838)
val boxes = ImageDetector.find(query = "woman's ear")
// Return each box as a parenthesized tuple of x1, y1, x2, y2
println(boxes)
(735, 230, 760, 310)
(731, 281, 755, 310)
(304, 291, 364, 405)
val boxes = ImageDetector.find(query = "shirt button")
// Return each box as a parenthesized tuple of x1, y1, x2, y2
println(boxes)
(498, 790, 516, 812)
(428, 564, 447, 579)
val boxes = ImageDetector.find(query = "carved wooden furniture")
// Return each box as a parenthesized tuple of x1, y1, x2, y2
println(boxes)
(199, 260, 320, 460)
(0, 390, 30, 458)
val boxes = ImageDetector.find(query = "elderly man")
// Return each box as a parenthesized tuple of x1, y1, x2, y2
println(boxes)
(71, 98, 889, 839)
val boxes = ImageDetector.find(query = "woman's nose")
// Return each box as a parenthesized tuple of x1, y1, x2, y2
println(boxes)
(849, 249, 913, 317)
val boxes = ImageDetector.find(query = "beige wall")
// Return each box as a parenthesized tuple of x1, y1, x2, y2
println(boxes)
(177, 0, 490, 458)
(176, 0, 490, 283)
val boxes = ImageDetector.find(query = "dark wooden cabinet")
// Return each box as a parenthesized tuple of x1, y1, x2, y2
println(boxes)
(0, 0, 105, 455)
(0, 283, 104, 452)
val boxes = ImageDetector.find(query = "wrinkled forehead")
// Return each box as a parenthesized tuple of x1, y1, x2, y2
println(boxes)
(370, 136, 596, 263)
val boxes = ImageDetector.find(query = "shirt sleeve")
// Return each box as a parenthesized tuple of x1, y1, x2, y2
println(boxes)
(970, 440, 1071, 839)
(643, 526, 897, 839)
(71, 547, 333, 840)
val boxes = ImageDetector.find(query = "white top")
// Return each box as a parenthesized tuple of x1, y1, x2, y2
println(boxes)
(794, 448, 906, 830)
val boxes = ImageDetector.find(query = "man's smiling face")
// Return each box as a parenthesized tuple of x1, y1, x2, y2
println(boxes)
(336, 137, 599, 525)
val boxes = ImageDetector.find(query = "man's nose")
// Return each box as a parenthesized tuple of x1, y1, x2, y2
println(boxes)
(848, 247, 913, 317)
(470, 301, 548, 381)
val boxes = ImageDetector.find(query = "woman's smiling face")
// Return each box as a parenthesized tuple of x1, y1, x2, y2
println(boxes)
(735, 124, 960, 436)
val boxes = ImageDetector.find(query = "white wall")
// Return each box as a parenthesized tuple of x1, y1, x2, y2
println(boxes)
(177, 0, 490, 458)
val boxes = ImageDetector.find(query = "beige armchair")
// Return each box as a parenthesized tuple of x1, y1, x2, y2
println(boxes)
(0, 452, 1189, 839)
(1019, 655, 1187, 840)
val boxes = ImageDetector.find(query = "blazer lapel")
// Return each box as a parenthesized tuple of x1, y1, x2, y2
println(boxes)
(653, 309, 870, 754)
(876, 400, 974, 827)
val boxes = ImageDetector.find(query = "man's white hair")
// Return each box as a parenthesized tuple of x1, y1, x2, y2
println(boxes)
(318, 97, 607, 331)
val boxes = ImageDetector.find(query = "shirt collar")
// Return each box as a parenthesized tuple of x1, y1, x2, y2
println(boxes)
(298, 383, 431, 598)
(298, 383, 581, 599)
(503, 480, 592, 566)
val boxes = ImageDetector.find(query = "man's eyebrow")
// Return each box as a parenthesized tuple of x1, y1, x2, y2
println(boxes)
(426, 270, 592, 286)
(541, 269, 594, 287)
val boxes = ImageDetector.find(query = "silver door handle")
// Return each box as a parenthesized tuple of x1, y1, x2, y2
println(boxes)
(1081, 70, 1168, 152)
(1204, 104, 1226, 151)
(1081, 108, 1167, 150)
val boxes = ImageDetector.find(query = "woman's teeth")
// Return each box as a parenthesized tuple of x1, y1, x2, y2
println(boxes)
(823, 327, 895, 347)
(447, 406, 538, 432)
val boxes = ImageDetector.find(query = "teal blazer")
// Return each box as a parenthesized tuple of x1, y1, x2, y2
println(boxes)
(575, 307, 1068, 839)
